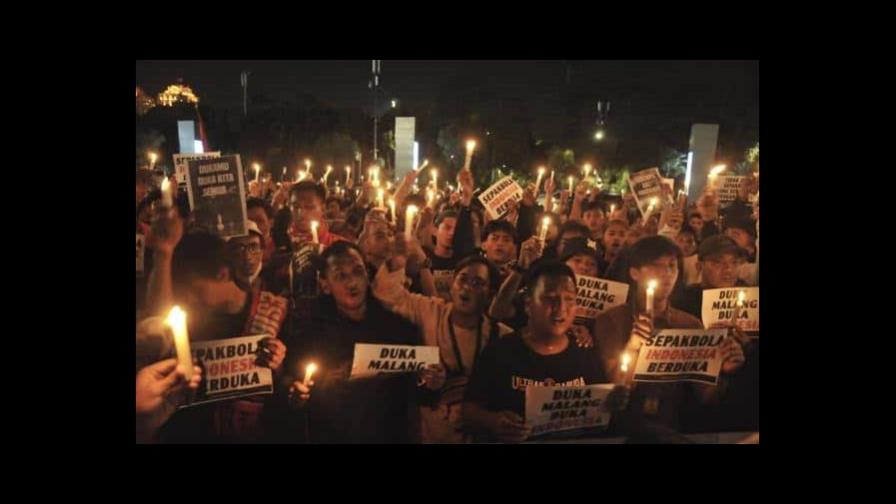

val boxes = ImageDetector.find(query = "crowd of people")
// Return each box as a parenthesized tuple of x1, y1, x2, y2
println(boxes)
(135, 159, 759, 444)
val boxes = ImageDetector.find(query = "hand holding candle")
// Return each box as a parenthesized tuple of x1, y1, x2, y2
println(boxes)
(405, 205, 419, 239)
(645, 279, 657, 319)
(464, 140, 476, 171)
(303, 362, 317, 386)
(160, 177, 173, 209)
(165, 306, 193, 380)
(539, 216, 551, 245)
(310, 220, 319, 244)
(535, 166, 546, 195)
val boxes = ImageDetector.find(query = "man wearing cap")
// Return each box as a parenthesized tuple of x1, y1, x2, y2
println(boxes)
(227, 220, 269, 293)
(722, 216, 758, 286)
(672, 235, 751, 319)
(670, 236, 758, 434)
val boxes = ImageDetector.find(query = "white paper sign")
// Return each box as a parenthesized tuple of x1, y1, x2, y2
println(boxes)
(350, 343, 440, 379)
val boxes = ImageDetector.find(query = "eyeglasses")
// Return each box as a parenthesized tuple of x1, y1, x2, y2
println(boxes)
(234, 243, 262, 254)
(457, 276, 488, 290)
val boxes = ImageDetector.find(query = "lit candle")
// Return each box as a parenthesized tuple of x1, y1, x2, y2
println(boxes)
(535, 166, 546, 195)
(377, 188, 385, 209)
(417, 159, 429, 172)
(568, 176, 574, 193)
(323, 165, 333, 183)
(303, 362, 317, 387)
(165, 306, 193, 380)
(253, 163, 261, 182)
(310, 220, 319, 244)
(160, 177, 173, 209)
(430, 168, 438, 189)
(708, 164, 726, 191)
(148, 152, 158, 171)
(282, 167, 287, 179)
(388, 198, 396, 222)
(644, 197, 658, 222)
(426, 188, 435, 208)
(345, 165, 351, 185)
(539, 216, 551, 244)
(464, 140, 476, 171)
(304, 158, 312, 173)
(405, 205, 419, 239)
(620, 352, 631, 374)
(646, 279, 657, 319)
(583, 163, 592, 180)
(609, 204, 616, 217)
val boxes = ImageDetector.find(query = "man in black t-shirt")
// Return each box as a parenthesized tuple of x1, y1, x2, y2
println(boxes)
(463, 262, 628, 443)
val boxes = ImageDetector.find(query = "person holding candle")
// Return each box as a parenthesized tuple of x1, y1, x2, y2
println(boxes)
(287, 181, 350, 249)
(463, 262, 629, 443)
(283, 241, 439, 443)
(592, 235, 745, 439)
(140, 225, 291, 443)
(136, 358, 203, 443)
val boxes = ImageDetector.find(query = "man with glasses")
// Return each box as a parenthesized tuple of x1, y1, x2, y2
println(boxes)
(372, 236, 511, 443)
(228, 221, 268, 293)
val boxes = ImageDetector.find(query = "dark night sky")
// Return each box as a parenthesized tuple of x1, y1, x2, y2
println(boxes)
(136, 60, 758, 150)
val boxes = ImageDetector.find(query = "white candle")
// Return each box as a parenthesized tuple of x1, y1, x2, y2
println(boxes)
(583, 163, 592, 180)
(709, 164, 726, 191)
(609, 204, 616, 218)
(253, 163, 261, 182)
(304, 158, 312, 173)
(568, 176, 574, 193)
(345, 165, 351, 185)
(417, 159, 429, 172)
(426, 189, 435, 208)
(303, 362, 317, 387)
(464, 140, 476, 171)
(430, 168, 438, 189)
(160, 177, 173, 208)
(323, 165, 333, 183)
(646, 279, 657, 319)
(405, 205, 419, 239)
(148, 152, 158, 171)
(535, 167, 546, 195)
(389, 198, 396, 222)
(539, 216, 551, 244)
(377, 188, 385, 209)
(166, 306, 193, 380)
(620, 352, 631, 374)
(310, 220, 319, 244)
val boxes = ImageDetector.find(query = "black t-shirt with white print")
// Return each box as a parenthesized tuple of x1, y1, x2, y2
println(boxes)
(464, 331, 610, 442)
